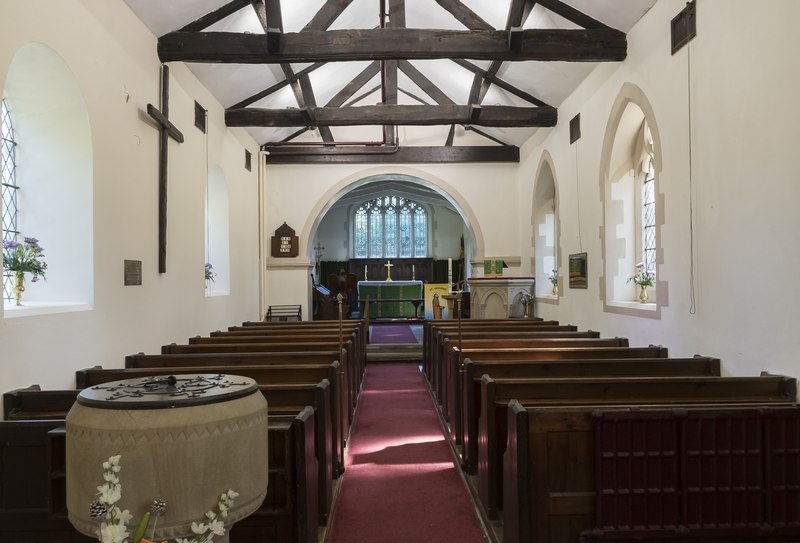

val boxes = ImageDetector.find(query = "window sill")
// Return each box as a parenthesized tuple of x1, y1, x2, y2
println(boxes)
(3, 301, 93, 318)
(607, 300, 657, 311)
(205, 290, 229, 298)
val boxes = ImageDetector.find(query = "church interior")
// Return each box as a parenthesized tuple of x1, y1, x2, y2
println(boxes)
(1, 1, 799, 542)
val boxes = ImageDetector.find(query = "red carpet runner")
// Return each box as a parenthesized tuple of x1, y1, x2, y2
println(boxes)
(369, 324, 418, 344)
(327, 363, 485, 543)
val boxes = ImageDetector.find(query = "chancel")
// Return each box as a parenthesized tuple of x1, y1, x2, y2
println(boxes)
(2, 2, 800, 543)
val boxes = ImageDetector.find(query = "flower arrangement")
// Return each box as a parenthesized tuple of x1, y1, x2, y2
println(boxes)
(627, 262, 655, 287)
(548, 269, 558, 286)
(89, 455, 236, 543)
(2, 236, 47, 282)
(204, 263, 216, 282)
(516, 292, 534, 306)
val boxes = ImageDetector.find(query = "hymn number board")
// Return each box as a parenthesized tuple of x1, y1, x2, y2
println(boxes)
(271, 222, 299, 258)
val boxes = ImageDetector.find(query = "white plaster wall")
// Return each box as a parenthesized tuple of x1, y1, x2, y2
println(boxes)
(0, 1, 261, 400)
(519, 0, 800, 381)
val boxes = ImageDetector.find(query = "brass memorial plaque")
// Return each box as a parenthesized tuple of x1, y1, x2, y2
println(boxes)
(124, 259, 142, 286)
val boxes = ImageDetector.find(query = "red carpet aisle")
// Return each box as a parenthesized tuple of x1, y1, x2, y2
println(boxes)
(369, 324, 418, 344)
(327, 364, 485, 543)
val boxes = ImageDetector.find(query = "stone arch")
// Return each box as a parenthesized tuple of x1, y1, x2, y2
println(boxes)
(598, 82, 666, 318)
(531, 150, 561, 301)
(300, 166, 486, 265)
(2, 42, 93, 308)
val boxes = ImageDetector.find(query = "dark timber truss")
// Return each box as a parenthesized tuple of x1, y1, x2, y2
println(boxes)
(157, 0, 628, 164)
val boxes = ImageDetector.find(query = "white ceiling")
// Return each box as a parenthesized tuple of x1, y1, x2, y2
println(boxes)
(123, 0, 657, 148)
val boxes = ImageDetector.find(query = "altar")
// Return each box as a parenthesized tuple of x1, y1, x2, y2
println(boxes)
(357, 280, 423, 318)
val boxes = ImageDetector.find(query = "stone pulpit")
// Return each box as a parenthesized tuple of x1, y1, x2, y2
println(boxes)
(467, 277, 535, 319)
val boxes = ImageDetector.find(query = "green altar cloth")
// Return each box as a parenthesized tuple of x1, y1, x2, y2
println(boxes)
(357, 280, 423, 318)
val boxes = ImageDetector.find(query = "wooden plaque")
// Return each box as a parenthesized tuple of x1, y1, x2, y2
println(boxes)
(271, 222, 299, 257)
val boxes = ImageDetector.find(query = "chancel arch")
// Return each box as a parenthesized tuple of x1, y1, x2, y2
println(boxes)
(531, 151, 560, 301)
(599, 82, 666, 317)
(2, 42, 92, 311)
(301, 168, 486, 272)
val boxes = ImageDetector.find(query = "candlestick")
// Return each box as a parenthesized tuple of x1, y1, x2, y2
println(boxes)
(364, 265, 368, 280)
(412, 264, 415, 280)
(448, 258, 453, 292)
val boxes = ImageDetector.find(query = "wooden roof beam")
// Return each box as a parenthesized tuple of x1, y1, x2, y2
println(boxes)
(158, 28, 627, 63)
(178, 0, 252, 33)
(226, 104, 557, 127)
(262, 145, 520, 164)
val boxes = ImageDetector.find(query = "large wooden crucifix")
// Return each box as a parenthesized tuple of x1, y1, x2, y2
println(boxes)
(147, 64, 184, 273)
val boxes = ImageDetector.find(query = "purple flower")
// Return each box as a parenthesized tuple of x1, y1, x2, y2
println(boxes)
(3, 240, 19, 250)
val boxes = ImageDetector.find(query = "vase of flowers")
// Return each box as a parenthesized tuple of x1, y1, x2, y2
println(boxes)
(204, 262, 216, 291)
(627, 262, 655, 303)
(517, 292, 534, 318)
(548, 269, 558, 296)
(3, 237, 47, 305)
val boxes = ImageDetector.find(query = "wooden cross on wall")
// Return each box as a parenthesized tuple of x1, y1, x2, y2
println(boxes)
(147, 64, 185, 273)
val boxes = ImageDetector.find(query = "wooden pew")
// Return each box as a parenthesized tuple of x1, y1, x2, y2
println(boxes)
(427, 326, 589, 395)
(436, 337, 631, 421)
(423, 319, 568, 381)
(0, 419, 94, 541)
(0, 404, 320, 543)
(186, 333, 362, 420)
(161, 341, 358, 428)
(479, 374, 798, 519)
(125, 351, 349, 468)
(452, 345, 668, 463)
(457, 356, 721, 472)
(503, 402, 800, 543)
(232, 407, 318, 543)
(4, 385, 78, 420)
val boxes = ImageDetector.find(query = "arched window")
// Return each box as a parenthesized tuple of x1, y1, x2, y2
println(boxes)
(354, 196, 427, 258)
(205, 165, 230, 296)
(3, 42, 93, 311)
(600, 83, 665, 314)
(642, 158, 656, 273)
(1, 98, 18, 301)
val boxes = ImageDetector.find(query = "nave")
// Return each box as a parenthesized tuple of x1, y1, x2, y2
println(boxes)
(326, 362, 485, 543)
(1, 316, 799, 543)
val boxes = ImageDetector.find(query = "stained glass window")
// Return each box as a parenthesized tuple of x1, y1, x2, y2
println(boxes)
(353, 196, 427, 258)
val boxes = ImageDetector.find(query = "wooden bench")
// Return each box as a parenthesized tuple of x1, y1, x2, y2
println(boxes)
(0, 406, 320, 543)
(479, 374, 798, 519)
(436, 337, 631, 421)
(428, 326, 589, 395)
(4, 385, 78, 420)
(265, 304, 302, 321)
(456, 356, 721, 472)
(161, 341, 359, 425)
(503, 402, 800, 543)
(125, 351, 350, 462)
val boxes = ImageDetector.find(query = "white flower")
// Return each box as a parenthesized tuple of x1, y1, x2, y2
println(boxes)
(99, 521, 129, 543)
(208, 519, 225, 536)
(226, 489, 239, 500)
(191, 521, 208, 534)
(206, 510, 216, 520)
(118, 508, 133, 525)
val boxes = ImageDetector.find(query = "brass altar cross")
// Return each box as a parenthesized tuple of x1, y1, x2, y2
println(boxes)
(383, 259, 394, 281)
(147, 64, 185, 274)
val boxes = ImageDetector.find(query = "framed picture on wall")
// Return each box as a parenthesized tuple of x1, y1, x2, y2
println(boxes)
(569, 252, 588, 288)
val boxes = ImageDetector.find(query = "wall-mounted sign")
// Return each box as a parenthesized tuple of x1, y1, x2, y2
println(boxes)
(271, 222, 298, 257)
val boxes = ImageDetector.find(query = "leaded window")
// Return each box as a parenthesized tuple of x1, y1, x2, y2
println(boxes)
(354, 196, 427, 258)
(1, 98, 18, 301)
(642, 160, 656, 273)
